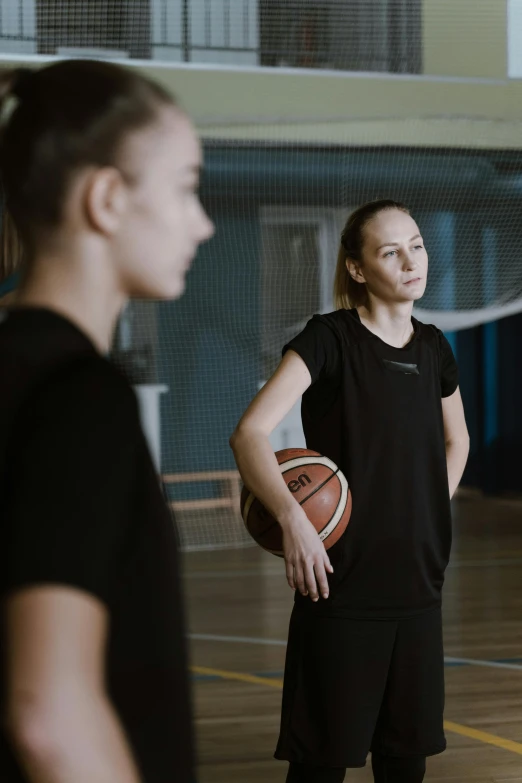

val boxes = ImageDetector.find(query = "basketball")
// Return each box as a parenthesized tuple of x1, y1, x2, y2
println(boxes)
(240, 448, 352, 557)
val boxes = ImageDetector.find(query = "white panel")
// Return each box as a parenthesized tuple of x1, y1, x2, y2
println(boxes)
(256, 382, 306, 452)
(229, 0, 245, 49)
(248, 0, 259, 50)
(152, 0, 176, 46)
(1, 0, 21, 36)
(152, 0, 163, 45)
(190, 47, 257, 65)
(0, 36, 35, 53)
(22, 0, 35, 38)
(57, 46, 129, 59)
(134, 385, 169, 472)
(190, 0, 206, 47)
(152, 45, 183, 62)
(508, 0, 522, 77)
(230, 49, 258, 65)
(267, 395, 306, 451)
(151, 0, 182, 46)
(167, 0, 183, 46)
(189, 47, 221, 64)
(210, 0, 226, 49)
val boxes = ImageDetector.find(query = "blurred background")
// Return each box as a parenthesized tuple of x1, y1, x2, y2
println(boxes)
(1, 2, 522, 513)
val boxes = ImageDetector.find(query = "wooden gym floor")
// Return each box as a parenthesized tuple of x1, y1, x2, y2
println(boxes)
(183, 493, 522, 782)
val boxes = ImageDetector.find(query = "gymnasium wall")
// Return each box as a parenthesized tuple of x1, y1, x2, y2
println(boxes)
(1, 0, 521, 494)
(149, 0, 521, 495)
(155, 145, 522, 495)
(422, 0, 507, 79)
(139, 0, 515, 149)
(158, 210, 260, 477)
(1, 1, 512, 147)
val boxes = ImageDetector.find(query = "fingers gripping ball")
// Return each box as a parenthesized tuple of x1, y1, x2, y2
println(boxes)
(240, 448, 352, 556)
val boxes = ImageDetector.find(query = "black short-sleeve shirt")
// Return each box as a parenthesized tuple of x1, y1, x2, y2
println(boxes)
(0, 308, 194, 783)
(283, 308, 459, 619)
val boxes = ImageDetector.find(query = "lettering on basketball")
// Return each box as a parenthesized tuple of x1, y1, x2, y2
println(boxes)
(288, 474, 312, 493)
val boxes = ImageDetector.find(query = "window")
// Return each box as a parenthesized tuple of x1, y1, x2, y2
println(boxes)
(508, 0, 522, 78)
(260, 207, 343, 379)
(260, 0, 422, 74)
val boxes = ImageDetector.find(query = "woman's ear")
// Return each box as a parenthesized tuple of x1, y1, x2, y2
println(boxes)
(346, 257, 366, 284)
(83, 167, 128, 236)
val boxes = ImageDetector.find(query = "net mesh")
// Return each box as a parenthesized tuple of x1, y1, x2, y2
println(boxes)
(118, 129, 522, 551)
(0, 1, 422, 69)
(1, 1, 520, 549)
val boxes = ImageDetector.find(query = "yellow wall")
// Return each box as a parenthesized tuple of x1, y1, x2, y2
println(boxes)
(147, 66, 511, 123)
(423, 0, 507, 79)
(1, 0, 517, 152)
(6, 57, 519, 148)
(144, 0, 513, 148)
(147, 64, 521, 148)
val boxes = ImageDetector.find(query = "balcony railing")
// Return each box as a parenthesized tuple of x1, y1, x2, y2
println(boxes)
(0, 0, 422, 75)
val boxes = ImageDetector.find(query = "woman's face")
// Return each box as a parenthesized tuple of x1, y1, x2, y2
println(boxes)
(348, 209, 428, 305)
(112, 106, 214, 300)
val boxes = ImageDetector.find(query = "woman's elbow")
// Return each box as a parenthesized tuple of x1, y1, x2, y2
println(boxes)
(230, 424, 249, 453)
(230, 422, 263, 452)
(5, 700, 64, 770)
(229, 426, 241, 451)
(446, 433, 470, 451)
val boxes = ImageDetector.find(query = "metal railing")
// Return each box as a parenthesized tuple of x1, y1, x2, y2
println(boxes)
(0, 0, 422, 75)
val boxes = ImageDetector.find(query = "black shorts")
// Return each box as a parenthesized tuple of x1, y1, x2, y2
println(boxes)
(274, 605, 446, 768)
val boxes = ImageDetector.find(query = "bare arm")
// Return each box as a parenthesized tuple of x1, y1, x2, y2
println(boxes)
(442, 387, 470, 498)
(4, 586, 142, 783)
(230, 350, 333, 601)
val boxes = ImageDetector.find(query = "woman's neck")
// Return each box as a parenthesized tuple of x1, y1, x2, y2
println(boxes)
(357, 300, 415, 348)
(15, 248, 126, 354)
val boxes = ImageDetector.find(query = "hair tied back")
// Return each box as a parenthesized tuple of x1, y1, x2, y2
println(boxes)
(0, 67, 36, 129)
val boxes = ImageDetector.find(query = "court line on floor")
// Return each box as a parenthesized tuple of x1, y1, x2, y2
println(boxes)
(192, 666, 283, 689)
(189, 633, 522, 671)
(444, 721, 522, 756)
(191, 664, 522, 757)
(444, 656, 522, 672)
(190, 632, 286, 646)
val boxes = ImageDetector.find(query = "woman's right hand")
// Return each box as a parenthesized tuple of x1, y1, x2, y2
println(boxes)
(281, 511, 333, 601)
(230, 351, 332, 601)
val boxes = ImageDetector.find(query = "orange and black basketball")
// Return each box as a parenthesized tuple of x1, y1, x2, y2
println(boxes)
(240, 448, 352, 556)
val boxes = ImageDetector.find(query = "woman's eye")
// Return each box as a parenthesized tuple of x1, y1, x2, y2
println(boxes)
(384, 250, 397, 258)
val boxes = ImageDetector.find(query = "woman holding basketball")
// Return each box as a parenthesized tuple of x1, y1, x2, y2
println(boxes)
(231, 200, 469, 783)
(0, 62, 213, 783)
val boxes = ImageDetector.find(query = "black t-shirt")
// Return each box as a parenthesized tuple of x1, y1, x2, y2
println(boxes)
(0, 308, 194, 783)
(283, 308, 459, 619)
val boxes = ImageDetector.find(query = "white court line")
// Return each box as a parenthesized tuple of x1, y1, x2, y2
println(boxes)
(189, 632, 522, 671)
(444, 656, 522, 672)
(190, 633, 286, 647)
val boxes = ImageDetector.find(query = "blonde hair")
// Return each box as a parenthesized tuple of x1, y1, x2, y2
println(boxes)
(333, 199, 410, 310)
